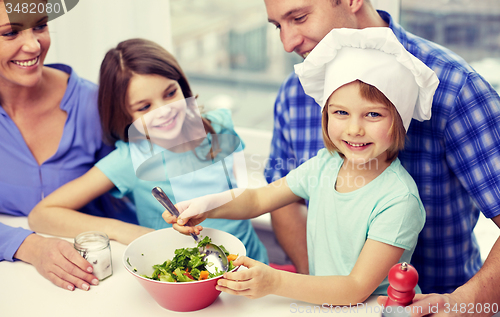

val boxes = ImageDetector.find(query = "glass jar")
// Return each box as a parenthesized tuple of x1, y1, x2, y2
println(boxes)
(74, 231, 113, 281)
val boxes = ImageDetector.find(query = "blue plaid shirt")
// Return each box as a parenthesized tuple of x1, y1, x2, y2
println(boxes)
(264, 11, 500, 294)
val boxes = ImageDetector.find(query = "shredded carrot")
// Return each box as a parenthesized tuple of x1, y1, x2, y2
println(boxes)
(199, 271, 209, 280)
(227, 254, 238, 262)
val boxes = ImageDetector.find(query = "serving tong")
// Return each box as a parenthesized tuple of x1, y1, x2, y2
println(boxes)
(152, 187, 229, 275)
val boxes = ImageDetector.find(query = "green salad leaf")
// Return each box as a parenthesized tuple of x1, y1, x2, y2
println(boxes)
(142, 237, 236, 282)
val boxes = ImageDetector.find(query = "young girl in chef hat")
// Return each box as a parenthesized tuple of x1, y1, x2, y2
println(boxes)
(164, 28, 439, 305)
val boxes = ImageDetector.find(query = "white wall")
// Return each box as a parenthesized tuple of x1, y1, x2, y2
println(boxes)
(372, 0, 400, 22)
(45, 0, 172, 84)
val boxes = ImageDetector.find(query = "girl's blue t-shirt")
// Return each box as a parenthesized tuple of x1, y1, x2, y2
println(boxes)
(96, 109, 268, 263)
(286, 149, 426, 295)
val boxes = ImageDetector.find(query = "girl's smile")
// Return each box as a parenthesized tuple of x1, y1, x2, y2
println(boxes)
(327, 81, 393, 169)
(127, 74, 187, 144)
(343, 141, 372, 149)
(153, 112, 178, 130)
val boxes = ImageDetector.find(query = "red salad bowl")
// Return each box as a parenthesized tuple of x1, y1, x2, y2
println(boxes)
(123, 227, 246, 312)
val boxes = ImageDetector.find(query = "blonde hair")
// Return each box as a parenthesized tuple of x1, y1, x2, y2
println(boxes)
(321, 80, 406, 162)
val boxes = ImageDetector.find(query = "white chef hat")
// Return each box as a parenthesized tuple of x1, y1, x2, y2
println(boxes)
(294, 27, 439, 131)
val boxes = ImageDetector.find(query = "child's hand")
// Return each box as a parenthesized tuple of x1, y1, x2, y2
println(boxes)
(216, 256, 280, 299)
(163, 190, 242, 235)
(161, 198, 209, 235)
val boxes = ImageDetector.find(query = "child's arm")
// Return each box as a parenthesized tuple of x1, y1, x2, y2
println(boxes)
(217, 239, 404, 305)
(165, 177, 302, 234)
(28, 166, 153, 245)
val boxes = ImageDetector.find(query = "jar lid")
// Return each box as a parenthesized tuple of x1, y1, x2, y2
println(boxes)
(74, 231, 110, 252)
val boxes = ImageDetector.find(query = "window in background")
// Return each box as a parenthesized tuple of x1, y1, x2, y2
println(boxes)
(171, 0, 500, 132)
(401, 0, 500, 92)
(170, 0, 301, 131)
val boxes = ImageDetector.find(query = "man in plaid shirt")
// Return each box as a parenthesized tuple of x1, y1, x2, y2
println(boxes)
(264, 0, 500, 314)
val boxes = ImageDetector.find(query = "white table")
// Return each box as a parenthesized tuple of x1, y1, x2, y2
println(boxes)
(0, 215, 381, 317)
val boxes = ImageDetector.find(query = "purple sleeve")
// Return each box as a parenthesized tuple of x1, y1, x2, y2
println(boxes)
(0, 222, 33, 261)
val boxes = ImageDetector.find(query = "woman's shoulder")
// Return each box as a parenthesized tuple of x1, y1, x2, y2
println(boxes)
(45, 64, 98, 118)
(44, 64, 70, 82)
(46, 63, 97, 94)
(40, 65, 70, 99)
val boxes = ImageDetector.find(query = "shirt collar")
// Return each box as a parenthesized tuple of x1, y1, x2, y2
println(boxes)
(377, 10, 409, 49)
(46, 64, 76, 112)
(0, 105, 6, 117)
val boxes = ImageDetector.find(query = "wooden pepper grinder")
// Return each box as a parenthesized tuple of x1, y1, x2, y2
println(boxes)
(385, 262, 419, 307)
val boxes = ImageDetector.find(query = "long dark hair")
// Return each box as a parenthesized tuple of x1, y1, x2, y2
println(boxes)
(98, 38, 217, 148)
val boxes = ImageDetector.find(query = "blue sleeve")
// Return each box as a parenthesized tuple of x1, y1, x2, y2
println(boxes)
(204, 108, 245, 152)
(445, 73, 500, 218)
(204, 108, 234, 131)
(285, 156, 318, 201)
(368, 194, 425, 250)
(0, 223, 33, 262)
(95, 143, 137, 199)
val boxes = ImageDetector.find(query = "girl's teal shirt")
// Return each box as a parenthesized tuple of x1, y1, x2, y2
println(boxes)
(287, 149, 425, 294)
(96, 108, 268, 263)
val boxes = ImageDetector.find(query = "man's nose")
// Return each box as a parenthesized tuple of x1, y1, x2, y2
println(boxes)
(280, 26, 303, 54)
